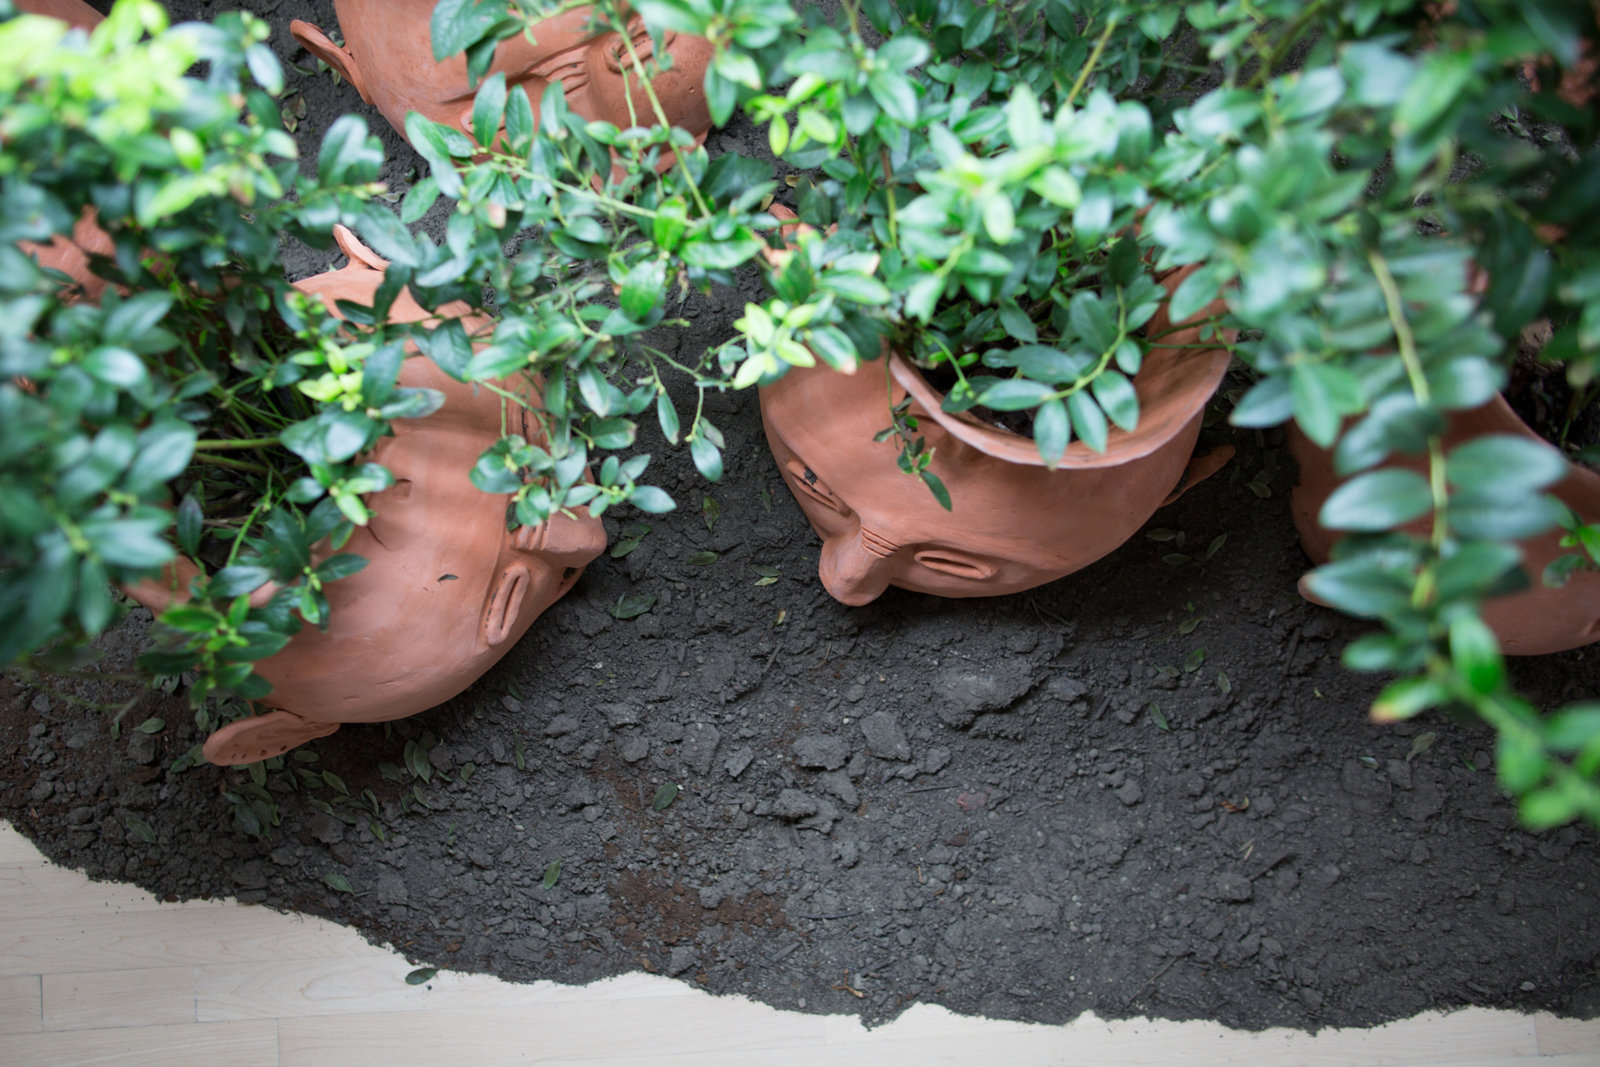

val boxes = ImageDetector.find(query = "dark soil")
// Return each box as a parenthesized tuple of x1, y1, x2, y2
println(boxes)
(5, 0, 1600, 1034)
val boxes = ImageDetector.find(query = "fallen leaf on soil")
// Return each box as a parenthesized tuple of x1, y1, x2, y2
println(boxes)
(611, 593, 658, 619)
(1407, 731, 1438, 762)
(652, 782, 679, 810)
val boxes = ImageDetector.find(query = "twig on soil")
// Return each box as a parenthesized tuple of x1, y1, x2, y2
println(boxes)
(800, 911, 862, 920)
(1282, 625, 1302, 666)
(760, 639, 785, 679)
(1123, 951, 1190, 1011)
(1092, 695, 1113, 721)
(906, 784, 960, 793)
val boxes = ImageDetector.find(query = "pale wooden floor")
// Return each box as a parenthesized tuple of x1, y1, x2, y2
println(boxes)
(0, 823, 1595, 1066)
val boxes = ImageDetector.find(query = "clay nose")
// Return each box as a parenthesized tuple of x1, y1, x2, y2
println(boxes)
(820, 527, 898, 606)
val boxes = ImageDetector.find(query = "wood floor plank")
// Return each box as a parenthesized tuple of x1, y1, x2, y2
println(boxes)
(0, 825, 47, 867)
(198, 956, 692, 1021)
(278, 997, 828, 1067)
(0, 974, 42, 1036)
(42, 966, 196, 1031)
(0, 863, 207, 921)
(0, 1018, 277, 1066)
(1537, 1012, 1600, 1055)
(0, 903, 390, 977)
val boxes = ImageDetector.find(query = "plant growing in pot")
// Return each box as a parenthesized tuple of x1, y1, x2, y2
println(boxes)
(586, 0, 1600, 826)
(0, 0, 674, 767)
(4, 0, 804, 768)
(707, 1, 1252, 606)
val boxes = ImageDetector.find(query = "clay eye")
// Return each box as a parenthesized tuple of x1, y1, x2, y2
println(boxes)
(784, 458, 849, 515)
(912, 550, 996, 581)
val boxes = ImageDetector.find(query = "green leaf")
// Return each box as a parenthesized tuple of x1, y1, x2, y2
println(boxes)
(430, 0, 504, 61)
(1371, 676, 1449, 723)
(680, 228, 763, 270)
(471, 72, 508, 148)
(82, 347, 148, 390)
(610, 594, 658, 619)
(1446, 435, 1569, 493)
(1069, 292, 1118, 354)
(1447, 490, 1566, 542)
(686, 551, 718, 566)
(136, 717, 165, 734)
(1168, 264, 1224, 326)
(1290, 362, 1364, 449)
(1449, 614, 1503, 694)
(976, 379, 1053, 411)
(651, 781, 679, 810)
(1007, 83, 1043, 146)
(323, 873, 353, 894)
(823, 273, 892, 305)
(1033, 398, 1069, 467)
(1304, 555, 1415, 618)
(981, 194, 1015, 244)
(83, 516, 173, 570)
(1318, 469, 1432, 532)
(405, 967, 439, 985)
(1090, 370, 1139, 431)
(211, 565, 272, 599)
(1068, 391, 1108, 453)
(866, 71, 917, 125)
(630, 486, 676, 514)
(621, 259, 667, 322)
(125, 421, 197, 497)
(542, 860, 561, 888)
(690, 434, 723, 482)
(403, 740, 433, 783)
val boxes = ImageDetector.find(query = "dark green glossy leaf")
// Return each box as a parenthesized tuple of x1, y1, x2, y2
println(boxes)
(1319, 469, 1432, 531)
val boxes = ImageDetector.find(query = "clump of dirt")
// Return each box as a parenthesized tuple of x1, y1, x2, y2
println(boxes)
(4, 0, 1600, 1036)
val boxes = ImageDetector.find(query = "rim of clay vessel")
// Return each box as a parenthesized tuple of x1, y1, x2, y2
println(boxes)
(887, 336, 1231, 470)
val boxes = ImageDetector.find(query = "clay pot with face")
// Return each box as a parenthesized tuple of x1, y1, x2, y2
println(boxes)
(290, 1, 712, 160)
(760, 263, 1234, 606)
(127, 227, 607, 764)
(1290, 398, 1600, 655)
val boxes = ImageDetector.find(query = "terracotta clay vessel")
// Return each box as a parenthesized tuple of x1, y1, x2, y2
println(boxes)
(127, 227, 606, 764)
(290, 1, 712, 159)
(14, 0, 101, 29)
(759, 264, 1234, 606)
(1290, 397, 1600, 655)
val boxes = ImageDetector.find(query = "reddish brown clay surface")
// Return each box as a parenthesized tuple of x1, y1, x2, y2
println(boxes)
(1289, 396, 1600, 655)
(129, 228, 606, 764)
(14, 0, 102, 29)
(759, 266, 1233, 606)
(291, 1, 711, 158)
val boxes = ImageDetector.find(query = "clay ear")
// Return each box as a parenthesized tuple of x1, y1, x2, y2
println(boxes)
(483, 565, 532, 646)
(290, 20, 371, 104)
(202, 710, 340, 766)
(1159, 444, 1236, 507)
(331, 224, 390, 272)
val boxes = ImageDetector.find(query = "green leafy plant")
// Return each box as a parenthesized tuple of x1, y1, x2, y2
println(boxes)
(434, 0, 1600, 826)
(0, 0, 405, 708)
(0, 0, 756, 733)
